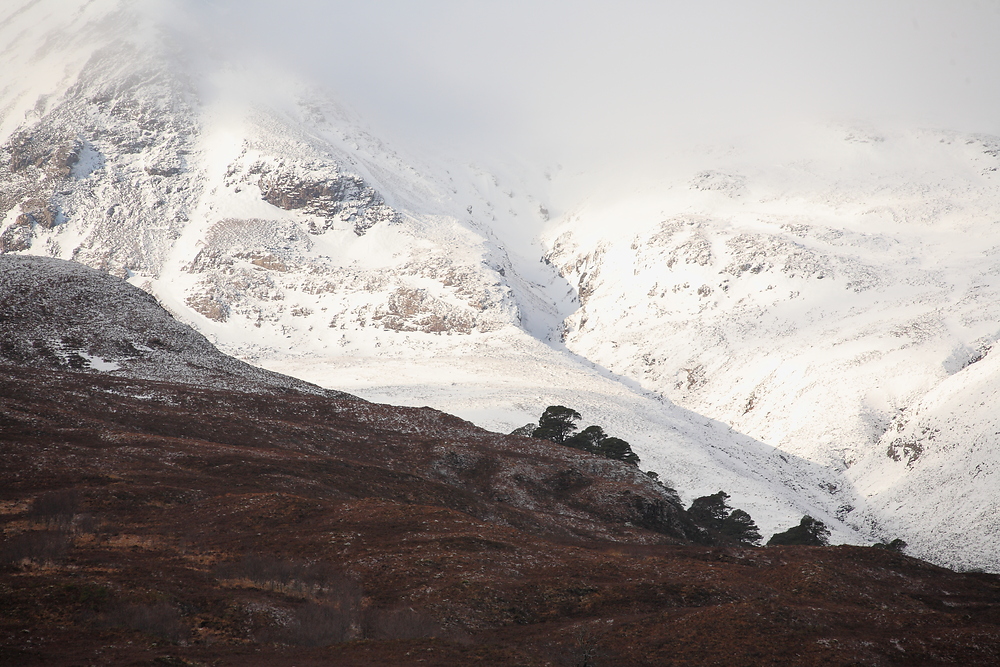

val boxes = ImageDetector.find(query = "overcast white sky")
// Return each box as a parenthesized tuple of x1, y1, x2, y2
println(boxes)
(183, 1, 1000, 171)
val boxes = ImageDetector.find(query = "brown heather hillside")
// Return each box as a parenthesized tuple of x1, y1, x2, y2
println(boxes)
(2, 362, 1000, 666)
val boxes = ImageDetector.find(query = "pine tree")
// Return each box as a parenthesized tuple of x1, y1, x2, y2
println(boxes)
(688, 491, 731, 531)
(565, 425, 607, 454)
(531, 406, 581, 444)
(721, 509, 763, 546)
(873, 538, 907, 553)
(766, 515, 831, 546)
(688, 491, 762, 545)
(531, 406, 639, 465)
(598, 437, 640, 465)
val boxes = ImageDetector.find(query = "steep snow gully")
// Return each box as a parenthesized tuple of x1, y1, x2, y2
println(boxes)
(2, 0, 999, 571)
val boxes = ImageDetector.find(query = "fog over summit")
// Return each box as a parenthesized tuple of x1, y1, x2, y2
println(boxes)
(6, 0, 1000, 195)
(172, 1, 1000, 180)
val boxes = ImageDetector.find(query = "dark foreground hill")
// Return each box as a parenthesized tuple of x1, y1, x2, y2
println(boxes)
(1, 259, 999, 665)
(4, 364, 1000, 666)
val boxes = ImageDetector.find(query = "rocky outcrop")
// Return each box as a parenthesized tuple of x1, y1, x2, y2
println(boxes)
(257, 166, 399, 236)
(0, 255, 351, 397)
(0, 40, 202, 278)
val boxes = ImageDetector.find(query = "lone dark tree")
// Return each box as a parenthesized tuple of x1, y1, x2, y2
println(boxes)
(688, 491, 731, 531)
(721, 509, 762, 546)
(767, 515, 831, 546)
(531, 406, 581, 444)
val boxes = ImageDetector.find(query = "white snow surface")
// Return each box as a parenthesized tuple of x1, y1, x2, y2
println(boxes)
(545, 126, 1000, 570)
(3, 0, 1000, 570)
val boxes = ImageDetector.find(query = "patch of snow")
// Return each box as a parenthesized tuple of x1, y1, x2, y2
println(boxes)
(78, 352, 121, 372)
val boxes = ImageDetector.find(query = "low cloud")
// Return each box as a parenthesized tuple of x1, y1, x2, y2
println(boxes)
(160, 0, 1000, 188)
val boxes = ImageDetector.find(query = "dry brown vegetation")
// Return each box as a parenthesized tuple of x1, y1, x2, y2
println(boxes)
(2, 362, 1000, 666)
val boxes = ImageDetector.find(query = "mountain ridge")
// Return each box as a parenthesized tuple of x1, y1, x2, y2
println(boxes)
(0, 254, 353, 397)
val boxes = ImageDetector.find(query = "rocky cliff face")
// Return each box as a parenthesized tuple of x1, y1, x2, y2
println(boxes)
(0, 37, 202, 275)
(0, 0, 524, 349)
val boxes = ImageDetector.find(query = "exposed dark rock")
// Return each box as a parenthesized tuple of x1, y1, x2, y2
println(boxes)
(256, 168, 399, 236)
(0, 224, 33, 252)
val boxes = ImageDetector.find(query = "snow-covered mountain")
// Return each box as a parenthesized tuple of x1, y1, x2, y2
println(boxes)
(546, 127, 1000, 570)
(3, 0, 999, 570)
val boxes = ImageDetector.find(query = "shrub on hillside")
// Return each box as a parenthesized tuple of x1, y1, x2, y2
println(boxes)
(873, 538, 907, 553)
(767, 515, 831, 546)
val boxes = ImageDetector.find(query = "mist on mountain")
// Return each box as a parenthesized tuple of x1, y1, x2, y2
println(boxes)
(164, 0, 1000, 196)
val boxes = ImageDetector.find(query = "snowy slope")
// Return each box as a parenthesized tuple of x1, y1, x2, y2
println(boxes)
(850, 348, 1000, 572)
(545, 126, 1000, 569)
(0, 0, 863, 547)
(264, 331, 860, 543)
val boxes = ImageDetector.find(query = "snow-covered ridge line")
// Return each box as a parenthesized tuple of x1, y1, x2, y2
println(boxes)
(0, 254, 351, 397)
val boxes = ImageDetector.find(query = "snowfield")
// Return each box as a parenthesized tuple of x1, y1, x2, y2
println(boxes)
(544, 127, 1000, 569)
(2, 0, 999, 570)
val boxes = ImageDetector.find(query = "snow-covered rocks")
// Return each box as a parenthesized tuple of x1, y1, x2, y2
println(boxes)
(545, 126, 1000, 569)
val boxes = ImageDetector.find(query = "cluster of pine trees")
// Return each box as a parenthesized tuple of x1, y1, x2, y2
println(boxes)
(519, 405, 869, 549)
(688, 491, 762, 545)
(682, 491, 836, 547)
(766, 515, 832, 546)
(526, 405, 640, 465)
